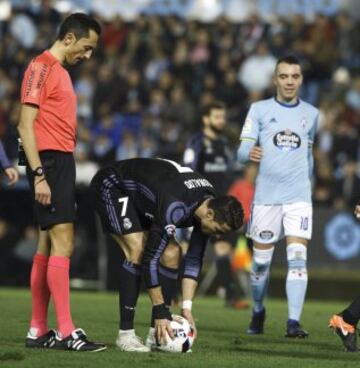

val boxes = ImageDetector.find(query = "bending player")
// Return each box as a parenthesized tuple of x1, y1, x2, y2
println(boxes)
(90, 158, 244, 351)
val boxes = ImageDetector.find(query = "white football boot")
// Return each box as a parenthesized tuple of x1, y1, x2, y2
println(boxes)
(116, 329, 150, 352)
(145, 327, 158, 351)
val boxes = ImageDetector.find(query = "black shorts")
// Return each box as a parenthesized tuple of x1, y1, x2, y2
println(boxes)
(27, 150, 76, 230)
(90, 170, 151, 235)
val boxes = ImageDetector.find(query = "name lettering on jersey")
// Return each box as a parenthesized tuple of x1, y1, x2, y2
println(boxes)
(184, 178, 213, 189)
(25, 63, 49, 98)
(273, 130, 301, 151)
(25, 69, 35, 98)
(37, 64, 49, 89)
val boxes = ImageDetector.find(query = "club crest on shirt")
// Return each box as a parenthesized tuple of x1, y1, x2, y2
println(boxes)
(123, 217, 132, 230)
(259, 230, 274, 240)
(300, 117, 308, 129)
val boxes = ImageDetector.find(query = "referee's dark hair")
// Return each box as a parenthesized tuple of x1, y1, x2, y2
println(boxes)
(201, 101, 226, 118)
(208, 196, 244, 231)
(57, 13, 101, 41)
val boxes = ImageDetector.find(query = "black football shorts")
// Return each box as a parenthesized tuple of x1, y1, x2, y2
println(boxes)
(27, 150, 76, 230)
(90, 169, 151, 235)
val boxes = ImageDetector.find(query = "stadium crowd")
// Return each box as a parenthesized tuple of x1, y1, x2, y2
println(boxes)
(0, 4, 360, 211)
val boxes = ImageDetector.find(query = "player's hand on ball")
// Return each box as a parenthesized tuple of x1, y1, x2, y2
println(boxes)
(155, 318, 174, 345)
(181, 309, 197, 339)
(249, 146, 263, 162)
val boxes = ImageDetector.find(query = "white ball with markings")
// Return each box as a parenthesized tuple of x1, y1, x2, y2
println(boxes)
(157, 315, 194, 353)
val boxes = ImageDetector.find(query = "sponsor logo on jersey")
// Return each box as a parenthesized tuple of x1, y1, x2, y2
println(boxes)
(269, 117, 277, 124)
(165, 224, 176, 237)
(259, 230, 274, 240)
(273, 130, 301, 151)
(123, 217, 132, 230)
(242, 118, 252, 134)
(204, 157, 227, 172)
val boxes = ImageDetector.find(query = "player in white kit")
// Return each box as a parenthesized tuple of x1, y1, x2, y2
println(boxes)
(237, 55, 319, 338)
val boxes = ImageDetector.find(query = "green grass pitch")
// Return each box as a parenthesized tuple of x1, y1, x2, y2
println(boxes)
(0, 288, 357, 368)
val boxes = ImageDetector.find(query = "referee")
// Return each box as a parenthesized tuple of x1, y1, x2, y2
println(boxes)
(17, 13, 105, 352)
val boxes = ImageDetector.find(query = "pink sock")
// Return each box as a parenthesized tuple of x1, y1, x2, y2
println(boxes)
(30, 254, 50, 336)
(47, 256, 75, 337)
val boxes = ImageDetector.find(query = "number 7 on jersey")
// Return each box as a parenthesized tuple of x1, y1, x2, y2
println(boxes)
(118, 196, 129, 217)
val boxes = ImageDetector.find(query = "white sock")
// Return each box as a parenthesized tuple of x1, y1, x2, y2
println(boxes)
(286, 243, 308, 321)
(250, 247, 274, 313)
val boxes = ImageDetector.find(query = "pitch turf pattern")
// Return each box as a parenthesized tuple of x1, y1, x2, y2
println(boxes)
(0, 288, 357, 368)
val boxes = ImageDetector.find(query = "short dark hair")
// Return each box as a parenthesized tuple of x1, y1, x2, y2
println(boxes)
(201, 101, 226, 118)
(276, 55, 301, 70)
(57, 13, 101, 41)
(208, 196, 244, 230)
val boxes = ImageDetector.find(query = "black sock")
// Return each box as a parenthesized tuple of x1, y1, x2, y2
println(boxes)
(150, 264, 178, 327)
(216, 255, 237, 302)
(119, 260, 142, 330)
(342, 296, 360, 326)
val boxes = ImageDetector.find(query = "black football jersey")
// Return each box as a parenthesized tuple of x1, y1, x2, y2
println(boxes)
(183, 132, 232, 194)
(92, 158, 216, 288)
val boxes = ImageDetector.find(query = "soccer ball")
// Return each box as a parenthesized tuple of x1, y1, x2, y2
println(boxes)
(157, 315, 195, 353)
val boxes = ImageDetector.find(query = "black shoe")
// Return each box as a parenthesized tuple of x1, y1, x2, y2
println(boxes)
(285, 320, 309, 338)
(25, 329, 56, 349)
(247, 308, 266, 334)
(329, 314, 358, 352)
(54, 328, 107, 352)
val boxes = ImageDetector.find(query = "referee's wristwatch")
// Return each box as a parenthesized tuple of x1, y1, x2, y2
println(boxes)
(32, 166, 45, 177)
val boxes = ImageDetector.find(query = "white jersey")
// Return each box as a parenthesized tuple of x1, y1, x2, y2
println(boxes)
(240, 97, 318, 205)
